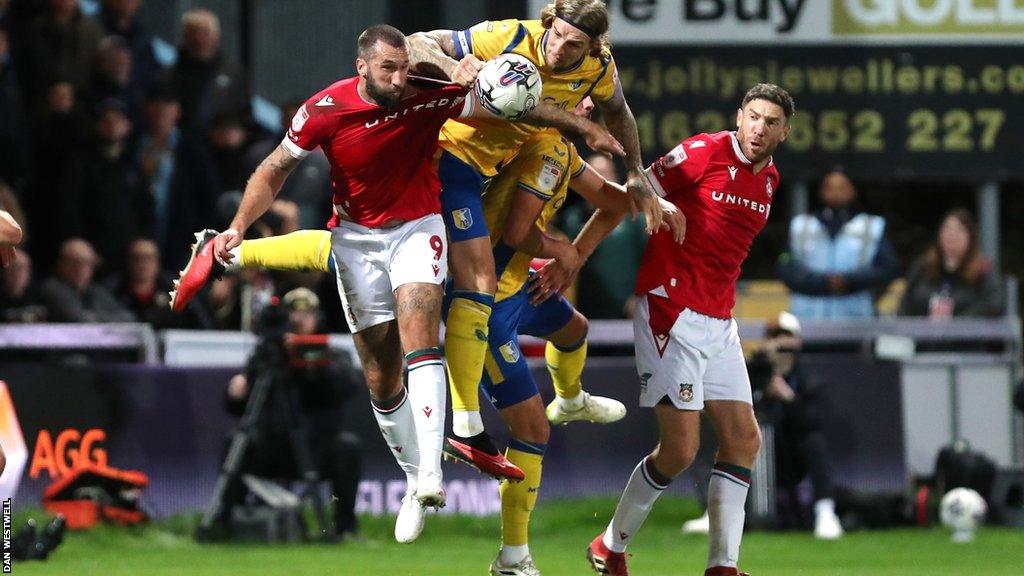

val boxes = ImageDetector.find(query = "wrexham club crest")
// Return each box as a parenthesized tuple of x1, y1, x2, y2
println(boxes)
(679, 383, 694, 403)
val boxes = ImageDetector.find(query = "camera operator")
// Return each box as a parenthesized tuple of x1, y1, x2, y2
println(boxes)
(749, 311, 844, 539)
(223, 287, 363, 539)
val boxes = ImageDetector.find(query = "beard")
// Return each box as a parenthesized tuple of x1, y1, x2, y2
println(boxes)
(365, 77, 402, 109)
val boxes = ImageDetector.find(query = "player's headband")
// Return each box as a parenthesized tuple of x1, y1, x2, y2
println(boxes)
(555, 11, 599, 39)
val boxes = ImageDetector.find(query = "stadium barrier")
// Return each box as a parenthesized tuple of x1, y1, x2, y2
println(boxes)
(0, 317, 1019, 519)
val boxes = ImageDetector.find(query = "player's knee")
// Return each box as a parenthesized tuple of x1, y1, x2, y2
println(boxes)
(507, 409, 550, 445)
(723, 424, 762, 460)
(568, 311, 588, 340)
(654, 439, 698, 477)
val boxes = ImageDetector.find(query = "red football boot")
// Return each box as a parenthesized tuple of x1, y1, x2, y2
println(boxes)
(170, 229, 221, 312)
(586, 532, 629, 576)
(442, 433, 524, 482)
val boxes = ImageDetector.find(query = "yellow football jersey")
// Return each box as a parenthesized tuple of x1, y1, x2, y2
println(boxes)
(440, 19, 617, 177)
(483, 129, 585, 301)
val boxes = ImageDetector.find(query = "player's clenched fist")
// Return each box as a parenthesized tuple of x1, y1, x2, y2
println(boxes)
(214, 228, 242, 265)
(451, 54, 484, 88)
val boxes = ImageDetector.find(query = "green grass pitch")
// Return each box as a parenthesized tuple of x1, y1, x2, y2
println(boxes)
(13, 497, 1023, 575)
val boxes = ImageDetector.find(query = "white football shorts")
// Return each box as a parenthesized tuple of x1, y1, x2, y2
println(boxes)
(330, 213, 448, 333)
(633, 294, 752, 410)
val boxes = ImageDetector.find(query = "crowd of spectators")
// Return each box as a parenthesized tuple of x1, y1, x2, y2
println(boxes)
(0, 1, 337, 331)
(0, 2, 1008, 332)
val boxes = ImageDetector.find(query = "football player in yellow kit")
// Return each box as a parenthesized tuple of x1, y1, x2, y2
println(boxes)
(469, 128, 682, 575)
(405, 0, 661, 479)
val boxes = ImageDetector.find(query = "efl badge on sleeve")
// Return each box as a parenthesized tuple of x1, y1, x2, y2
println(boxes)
(291, 105, 309, 132)
(538, 163, 561, 192)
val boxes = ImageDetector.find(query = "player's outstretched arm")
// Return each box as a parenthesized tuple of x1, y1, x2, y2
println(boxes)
(570, 164, 685, 244)
(520, 102, 624, 158)
(217, 144, 303, 263)
(595, 80, 662, 233)
(407, 30, 463, 84)
(526, 204, 618, 306)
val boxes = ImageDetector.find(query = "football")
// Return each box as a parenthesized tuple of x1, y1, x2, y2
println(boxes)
(939, 487, 987, 542)
(474, 53, 542, 121)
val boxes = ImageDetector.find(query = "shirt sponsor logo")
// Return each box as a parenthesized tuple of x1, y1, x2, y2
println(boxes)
(364, 96, 466, 129)
(711, 191, 771, 219)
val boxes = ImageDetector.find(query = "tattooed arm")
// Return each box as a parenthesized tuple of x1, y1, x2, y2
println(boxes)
(215, 144, 303, 262)
(596, 78, 663, 232)
(408, 30, 461, 81)
(522, 102, 625, 157)
(408, 29, 485, 88)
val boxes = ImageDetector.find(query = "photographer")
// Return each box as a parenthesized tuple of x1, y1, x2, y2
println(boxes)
(750, 312, 844, 539)
(223, 287, 363, 539)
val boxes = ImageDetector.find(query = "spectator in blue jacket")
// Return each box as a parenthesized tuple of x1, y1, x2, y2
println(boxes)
(780, 170, 900, 320)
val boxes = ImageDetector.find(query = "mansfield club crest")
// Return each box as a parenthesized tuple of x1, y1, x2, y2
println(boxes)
(679, 383, 694, 403)
(452, 208, 473, 230)
(499, 340, 520, 364)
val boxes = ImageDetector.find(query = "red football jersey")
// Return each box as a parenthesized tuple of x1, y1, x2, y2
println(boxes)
(282, 78, 471, 228)
(636, 131, 780, 319)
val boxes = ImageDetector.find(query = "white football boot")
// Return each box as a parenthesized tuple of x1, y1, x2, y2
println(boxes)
(489, 554, 542, 576)
(546, 392, 626, 425)
(814, 499, 844, 540)
(394, 488, 426, 544)
(681, 510, 710, 535)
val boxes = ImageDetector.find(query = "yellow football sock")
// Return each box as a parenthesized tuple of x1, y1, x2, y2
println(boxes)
(445, 292, 493, 414)
(239, 229, 333, 273)
(546, 339, 587, 400)
(500, 444, 545, 547)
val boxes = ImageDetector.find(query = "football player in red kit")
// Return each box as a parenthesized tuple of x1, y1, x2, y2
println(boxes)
(207, 24, 484, 545)
(587, 83, 795, 576)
